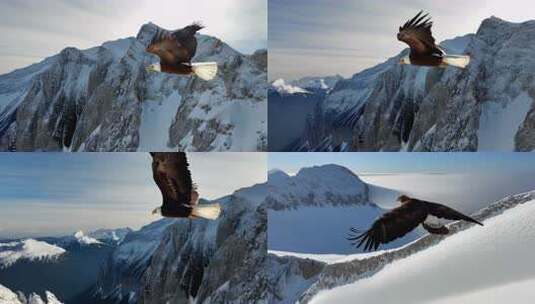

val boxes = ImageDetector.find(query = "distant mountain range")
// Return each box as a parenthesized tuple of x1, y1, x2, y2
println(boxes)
(270, 17, 535, 152)
(0, 228, 131, 303)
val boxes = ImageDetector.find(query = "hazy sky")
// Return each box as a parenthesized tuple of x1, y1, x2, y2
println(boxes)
(269, 153, 535, 213)
(0, 153, 266, 238)
(269, 0, 535, 81)
(0, 0, 266, 74)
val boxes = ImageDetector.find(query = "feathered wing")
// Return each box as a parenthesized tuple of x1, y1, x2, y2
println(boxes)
(348, 201, 428, 251)
(425, 201, 484, 226)
(172, 22, 204, 59)
(397, 11, 442, 56)
(150, 152, 193, 209)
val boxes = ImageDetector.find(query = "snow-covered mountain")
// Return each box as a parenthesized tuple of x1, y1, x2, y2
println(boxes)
(0, 284, 63, 304)
(0, 228, 130, 303)
(91, 184, 269, 303)
(0, 239, 65, 268)
(286, 17, 535, 151)
(266, 164, 369, 210)
(271, 79, 311, 95)
(272, 190, 535, 304)
(0, 23, 267, 152)
(290, 76, 343, 92)
(266, 165, 419, 255)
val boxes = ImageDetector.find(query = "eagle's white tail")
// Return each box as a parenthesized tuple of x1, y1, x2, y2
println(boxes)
(191, 203, 221, 220)
(442, 55, 470, 69)
(191, 62, 218, 81)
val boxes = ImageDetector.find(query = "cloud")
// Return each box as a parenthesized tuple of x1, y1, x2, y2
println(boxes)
(0, 0, 266, 74)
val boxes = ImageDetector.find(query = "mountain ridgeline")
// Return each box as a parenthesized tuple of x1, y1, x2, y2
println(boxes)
(0, 23, 267, 152)
(273, 17, 535, 152)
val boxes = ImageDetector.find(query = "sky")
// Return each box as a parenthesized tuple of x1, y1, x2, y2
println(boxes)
(269, 153, 535, 213)
(0, 0, 266, 74)
(0, 153, 267, 238)
(269, 0, 535, 81)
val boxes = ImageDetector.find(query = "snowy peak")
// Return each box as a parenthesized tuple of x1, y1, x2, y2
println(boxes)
(267, 164, 370, 209)
(291, 75, 343, 91)
(73, 230, 102, 245)
(0, 21, 266, 152)
(0, 239, 66, 268)
(271, 78, 310, 95)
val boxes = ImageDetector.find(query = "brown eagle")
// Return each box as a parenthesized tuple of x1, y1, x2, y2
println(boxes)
(145, 23, 218, 81)
(348, 195, 483, 252)
(150, 152, 221, 220)
(397, 11, 470, 68)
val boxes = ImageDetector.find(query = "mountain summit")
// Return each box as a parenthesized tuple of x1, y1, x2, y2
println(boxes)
(0, 23, 267, 152)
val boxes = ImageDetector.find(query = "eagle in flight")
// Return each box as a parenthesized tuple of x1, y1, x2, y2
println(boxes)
(150, 152, 221, 220)
(348, 195, 483, 252)
(397, 11, 470, 68)
(146, 23, 218, 81)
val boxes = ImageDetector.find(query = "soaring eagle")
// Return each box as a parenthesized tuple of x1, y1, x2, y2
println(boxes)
(397, 11, 470, 68)
(150, 152, 221, 220)
(348, 195, 483, 252)
(145, 23, 218, 81)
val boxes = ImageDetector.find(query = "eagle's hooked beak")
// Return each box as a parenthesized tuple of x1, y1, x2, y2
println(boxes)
(152, 207, 161, 215)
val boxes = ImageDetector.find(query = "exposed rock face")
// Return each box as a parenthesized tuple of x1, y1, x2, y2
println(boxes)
(265, 164, 369, 210)
(289, 17, 535, 151)
(0, 23, 266, 152)
(94, 189, 270, 303)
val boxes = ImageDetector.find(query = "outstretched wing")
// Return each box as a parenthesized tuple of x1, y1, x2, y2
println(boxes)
(425, 201, 484, 226)
(348, 201, 428, 251)
(150, 152, 193, 208)
(397, 11, 441, 56)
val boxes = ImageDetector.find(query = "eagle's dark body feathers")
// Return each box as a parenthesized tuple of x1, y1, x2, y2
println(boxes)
(147, 23, 204, 74)
(348, 196, 483, 252)
(150, 152, 195, 218)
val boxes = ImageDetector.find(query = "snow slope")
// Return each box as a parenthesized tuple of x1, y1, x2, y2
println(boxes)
(0, 284, 22, 304)
(0, 285, 64, 304)
(309, 198, 535, 304)
(0, 239, 65, 268)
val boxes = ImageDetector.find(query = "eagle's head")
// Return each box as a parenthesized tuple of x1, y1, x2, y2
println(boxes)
(146, 63, 161, 73)
(397, 195, 411, 204)
(399, 55, 411, 65)
(152, 206, 162, 215)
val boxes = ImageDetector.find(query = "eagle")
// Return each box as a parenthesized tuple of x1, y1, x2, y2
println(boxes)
(397, 11, 470, 68)
(348, 195, 483, 252)
(150, 152, 221, 220)
(145, 23, 218, 81)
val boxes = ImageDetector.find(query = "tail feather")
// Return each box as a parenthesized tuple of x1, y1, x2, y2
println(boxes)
(191, 62, 218, 81)
(442, 55, 470, 69)
(190, 203, 221, 220)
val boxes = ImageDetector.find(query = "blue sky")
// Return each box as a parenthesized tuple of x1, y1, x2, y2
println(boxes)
(0, 153, 266, 238)
(269, 0, 535, 80)
(0, 0, 266, 74)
